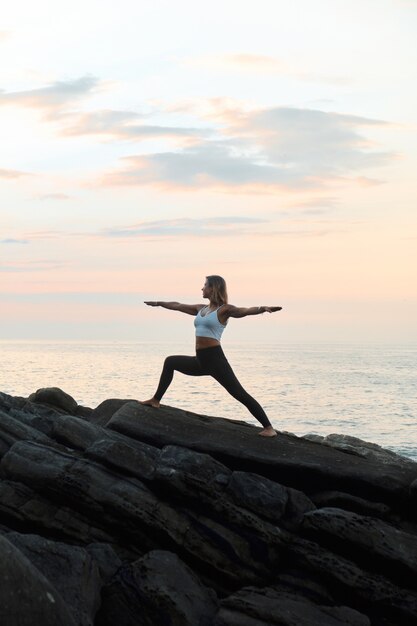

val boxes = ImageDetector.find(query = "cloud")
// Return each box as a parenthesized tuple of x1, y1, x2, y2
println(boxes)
(0, 77, 208, 144)
(61, 109, 208, 144)
(98, 216, 267, 238)
(102, 143, 290, 190)
(0, 260, 65, 272)
(38, 193, 71, 201)
(0, 168, 31, 179)
(0, 31, 11, 42)
(0, 75, 99, 118)
(0, 77, 395, 193)
(286, 197, 340, 209)
(0, 238, 29, 244)
(100, 105, 394, 192)
(280, 196, 341, 215)
(22, 230, 63, 240)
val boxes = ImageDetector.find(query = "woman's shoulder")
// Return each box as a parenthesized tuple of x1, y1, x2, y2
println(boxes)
(218, 303, 233, 323)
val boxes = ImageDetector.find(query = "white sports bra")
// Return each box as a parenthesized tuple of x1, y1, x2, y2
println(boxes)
(194, 305, 227, 341)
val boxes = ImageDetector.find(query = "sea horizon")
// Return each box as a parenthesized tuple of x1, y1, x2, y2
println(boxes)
(1, 340, 416, 462)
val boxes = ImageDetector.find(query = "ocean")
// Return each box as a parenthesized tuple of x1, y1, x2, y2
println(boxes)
(1, 341, 416, 461)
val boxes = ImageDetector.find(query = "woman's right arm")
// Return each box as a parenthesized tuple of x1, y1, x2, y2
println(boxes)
(144, 301, 202, 316)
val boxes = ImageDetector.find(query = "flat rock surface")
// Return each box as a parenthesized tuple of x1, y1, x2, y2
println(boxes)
(107, 401, 417, 508)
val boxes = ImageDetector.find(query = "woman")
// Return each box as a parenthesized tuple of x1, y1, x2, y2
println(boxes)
(142, 275, 282, 437)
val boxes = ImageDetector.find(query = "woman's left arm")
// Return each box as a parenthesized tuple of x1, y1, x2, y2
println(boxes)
(223, 304, 282, 319)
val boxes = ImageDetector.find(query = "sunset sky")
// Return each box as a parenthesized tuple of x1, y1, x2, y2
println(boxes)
(1, 0, 416, 343)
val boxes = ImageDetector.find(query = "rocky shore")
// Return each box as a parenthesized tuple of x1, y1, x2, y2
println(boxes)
(1, 387, 417, 625)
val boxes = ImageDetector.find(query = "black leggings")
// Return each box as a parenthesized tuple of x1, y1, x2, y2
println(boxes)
(153, 345, 272, 428)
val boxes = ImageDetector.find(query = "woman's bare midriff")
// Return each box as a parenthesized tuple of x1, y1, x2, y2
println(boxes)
(195, 337, 221, 350)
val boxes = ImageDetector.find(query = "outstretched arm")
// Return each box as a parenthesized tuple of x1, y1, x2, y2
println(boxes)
(223, 304, 282, 319)
(144, 301, 202, 316)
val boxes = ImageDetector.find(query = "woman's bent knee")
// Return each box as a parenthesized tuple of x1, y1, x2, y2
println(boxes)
(164, 355, 176, 368)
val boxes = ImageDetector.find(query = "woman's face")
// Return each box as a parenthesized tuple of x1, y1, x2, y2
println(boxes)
(202, 279, 212, 299)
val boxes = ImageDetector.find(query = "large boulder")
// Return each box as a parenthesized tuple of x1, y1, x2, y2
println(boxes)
(28, 387, 78, 413)
(89, 398, 134, 426)
(5, 532, 102, 626)
(288, 535, 417, 625)
(97, 550, 218, 626)
(302, 507, 417, 586)
(0, 409, 55, 456)
(0, 534, 76, 626)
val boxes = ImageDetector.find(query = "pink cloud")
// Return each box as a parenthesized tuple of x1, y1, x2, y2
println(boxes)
(95, 105, 394, 193)
(0, 168, 31, 179)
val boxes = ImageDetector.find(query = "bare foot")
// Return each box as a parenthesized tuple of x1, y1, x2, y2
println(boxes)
(258, 426, 277, 437)
(140, 398, 160, 408)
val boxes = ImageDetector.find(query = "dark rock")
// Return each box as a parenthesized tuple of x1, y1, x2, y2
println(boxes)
(28, 387, 78, 413)
(89, 398, 134, 426)
(51, 413, 109, 450)
(288, 535, 417, 625)
(0, 408, 54, 454)
(158, 443, 232, 486)
(0, 533, 77, 626)
(49, 413, 159, 480)
(97, 549, 218, 626)
(0, 479, 117, 545)
(153, 445, 286, 578)
(76, 404, 94, 418)
(226, 470, 315, 530)
(305, 433, 416, 467)
(410, 477, 417, 502)
(214, 585, 370, 625)
(5, 532, 102, 626)
(85, 542, 123, 583)
(310, 491, 391, 519)
(0, 391, 27, 412)
(1, 441, 281, 588)
(0, 440, 175, 553)
(273, 570, 337, 604)
(302, 507, 417, 586)
(85, 438, 157, 481)
(107, 401, 417, 511)
(1, 388, 417, 624)
(4, 401, 66, 437)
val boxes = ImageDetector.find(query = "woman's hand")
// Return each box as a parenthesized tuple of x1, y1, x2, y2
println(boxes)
(260, 306, 282, 313)
(144, 301, 202, 315)
(224, 304, 282, 319)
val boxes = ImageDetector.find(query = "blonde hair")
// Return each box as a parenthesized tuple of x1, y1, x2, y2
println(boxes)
(206, 275, 228, 305)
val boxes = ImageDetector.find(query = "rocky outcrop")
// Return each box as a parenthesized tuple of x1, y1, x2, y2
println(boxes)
(0, 388, 417, 625)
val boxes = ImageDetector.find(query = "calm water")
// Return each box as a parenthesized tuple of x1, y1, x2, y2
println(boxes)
(1, 341, 416, 460)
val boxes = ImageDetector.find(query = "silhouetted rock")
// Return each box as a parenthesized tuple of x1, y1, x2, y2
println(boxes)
(4, 532, 102, 626)
(288, 535, 417, 625)
(1, 388, 417, 625)
(0, 533, 77, 626)
(214, 585, 371, 626)
(97, 550, 218, 626)
(28, 387, 78, 413)
(90, 399, 134, 427)
(302, 507, 417, 586)
(310, 490, 391, 519)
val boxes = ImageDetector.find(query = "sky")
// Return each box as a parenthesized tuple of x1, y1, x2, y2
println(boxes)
(1, 0, 416, 343)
